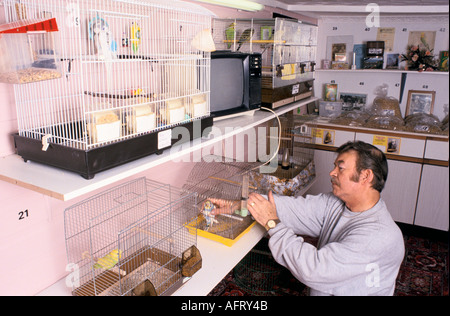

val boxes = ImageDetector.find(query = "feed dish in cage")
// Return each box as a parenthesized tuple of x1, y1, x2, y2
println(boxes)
(126, 102, 157, 134)
(64, 177, 201, 296)
(0, 18, 62, 84)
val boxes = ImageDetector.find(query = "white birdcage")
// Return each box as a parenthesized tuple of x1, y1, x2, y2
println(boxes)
(64, 177, 202, 296)
(1, 0, 214, 179)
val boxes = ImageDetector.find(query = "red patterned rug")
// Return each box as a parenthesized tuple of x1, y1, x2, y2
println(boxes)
(395, 234, 449, 296)
(208, 231, 449, 296)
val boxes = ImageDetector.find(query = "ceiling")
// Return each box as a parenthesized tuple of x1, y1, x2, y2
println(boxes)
(253, 0, 450, 17)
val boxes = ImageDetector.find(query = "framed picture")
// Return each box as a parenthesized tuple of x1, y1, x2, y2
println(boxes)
(386, 54, 399, 69)
(324, 83, 338, 101)
(408, 31, 436, 51)
(339, 92, 367, 111)
(332, 45, 347, 62)
(260, 26, 273, 40)
(326, 35, 353, 64)
(405, 90, 436, 116)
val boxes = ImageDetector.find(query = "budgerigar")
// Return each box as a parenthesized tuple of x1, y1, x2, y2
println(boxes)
(237, 28, 254, 51)
(93, 249, 122, 270)
(225, 22, 236, 49)
(201, 200, 218, 231)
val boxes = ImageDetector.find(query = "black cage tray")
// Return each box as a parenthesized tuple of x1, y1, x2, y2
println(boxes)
(13, 117, 213, 180)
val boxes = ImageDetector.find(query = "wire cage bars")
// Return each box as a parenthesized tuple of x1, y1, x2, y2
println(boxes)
(1, 0, 214, 178)
(212, 18, 318, 88)
(182, 156, 264, 246)
(64, 177, 201, 296)
(212, 18, 317, 108)
(233, 237, 285, 295)
(249, 112, 317, 197)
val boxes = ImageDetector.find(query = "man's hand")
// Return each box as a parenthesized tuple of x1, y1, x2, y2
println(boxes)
(247, 191, 278, 227)
(208, 198, 240, 215)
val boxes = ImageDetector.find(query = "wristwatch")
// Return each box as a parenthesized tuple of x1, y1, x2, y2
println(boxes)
(265, 219, 280, 231)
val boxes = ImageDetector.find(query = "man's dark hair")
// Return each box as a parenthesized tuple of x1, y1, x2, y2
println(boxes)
(336, 141, 388, 192)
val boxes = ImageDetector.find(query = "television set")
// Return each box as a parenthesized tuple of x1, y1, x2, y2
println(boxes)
(210, 51, 262, 120)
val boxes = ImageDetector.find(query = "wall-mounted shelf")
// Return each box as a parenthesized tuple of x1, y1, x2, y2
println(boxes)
(0, 97, 318, 201)
(316, 69, 449, 75)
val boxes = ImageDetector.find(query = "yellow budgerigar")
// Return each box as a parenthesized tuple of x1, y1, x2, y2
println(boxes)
(93, 249, 123, 270)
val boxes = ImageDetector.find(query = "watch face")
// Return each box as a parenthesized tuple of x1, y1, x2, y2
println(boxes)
(266, 219, 279, 231)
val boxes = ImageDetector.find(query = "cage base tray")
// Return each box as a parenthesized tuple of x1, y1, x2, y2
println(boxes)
(13, 117, 213, 179)
(187, 214, 257, 247)
(73, 246, 196, 296)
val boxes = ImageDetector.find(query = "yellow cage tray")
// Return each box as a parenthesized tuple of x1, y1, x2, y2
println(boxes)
(186, 214, 257, 247)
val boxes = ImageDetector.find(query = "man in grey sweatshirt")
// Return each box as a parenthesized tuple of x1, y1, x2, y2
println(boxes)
(213, 141, 405, 295)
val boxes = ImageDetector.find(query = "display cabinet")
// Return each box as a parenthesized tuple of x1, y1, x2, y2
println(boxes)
(213, 18, 318, 109)
(305, 120, 448, 231)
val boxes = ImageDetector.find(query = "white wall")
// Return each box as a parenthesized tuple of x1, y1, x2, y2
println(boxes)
(315, 14, 449, 120)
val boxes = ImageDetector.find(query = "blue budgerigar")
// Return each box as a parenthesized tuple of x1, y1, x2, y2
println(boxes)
(201, 200, 218, 231)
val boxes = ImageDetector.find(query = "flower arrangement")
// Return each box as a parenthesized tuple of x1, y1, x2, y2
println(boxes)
(401, 33, 439, 72)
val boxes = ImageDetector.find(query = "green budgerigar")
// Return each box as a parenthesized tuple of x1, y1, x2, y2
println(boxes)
(93, 249, 123, 270)
(237, 28, 254, 51)
(225, 22, 236, 49)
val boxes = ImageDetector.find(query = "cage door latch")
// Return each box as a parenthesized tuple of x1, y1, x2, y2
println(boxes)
(42, 134, 52, 151)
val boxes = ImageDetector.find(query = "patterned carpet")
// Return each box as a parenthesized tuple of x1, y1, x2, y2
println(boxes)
(208, 227, 449, 296)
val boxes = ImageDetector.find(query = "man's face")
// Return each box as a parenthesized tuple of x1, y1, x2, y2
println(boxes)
(329, 150, 362, 202)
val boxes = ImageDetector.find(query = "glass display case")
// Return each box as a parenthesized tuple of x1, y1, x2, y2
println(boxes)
(213, 18, 318, 108)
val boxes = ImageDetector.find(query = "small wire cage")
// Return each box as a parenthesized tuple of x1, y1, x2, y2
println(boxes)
(212, 18, 318, 89)
(250, 112, 317, 197)
(233, 237, 284, 295)
(182, 156, 263, 246)
(64, 177, 201, 296)
(1, 0, 214, 178)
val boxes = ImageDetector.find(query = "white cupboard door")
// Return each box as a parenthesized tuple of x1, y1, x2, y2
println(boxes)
(381, 160, 422, 225)
(414, 165, 449, 231)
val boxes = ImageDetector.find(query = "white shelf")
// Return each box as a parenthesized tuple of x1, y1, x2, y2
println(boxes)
(36, 224, 267, 296)
(316, 69, 449, 75)
(0, 97, 318, 201)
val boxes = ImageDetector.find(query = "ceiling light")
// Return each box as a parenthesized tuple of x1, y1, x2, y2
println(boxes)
(193, 0, 265, 12)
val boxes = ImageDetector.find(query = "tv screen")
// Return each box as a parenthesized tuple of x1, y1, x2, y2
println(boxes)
(210, 58, 244, 112)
